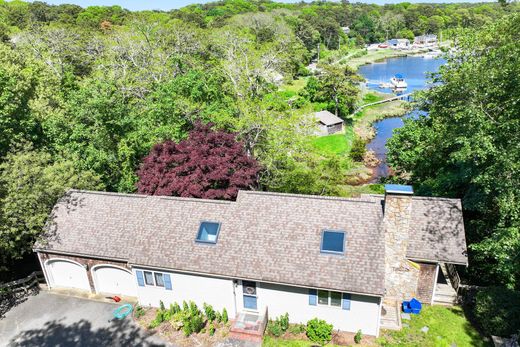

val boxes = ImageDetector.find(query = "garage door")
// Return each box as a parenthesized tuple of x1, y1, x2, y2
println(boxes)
(93, 266, 137, 297)
(46, 259, 91, 291)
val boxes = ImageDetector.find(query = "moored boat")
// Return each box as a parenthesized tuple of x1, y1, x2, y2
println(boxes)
(390, 74, 408, 89)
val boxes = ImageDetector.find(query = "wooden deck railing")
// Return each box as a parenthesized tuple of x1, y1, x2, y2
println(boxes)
(445, 264, 461, 293)
(0, 271, 45, 295)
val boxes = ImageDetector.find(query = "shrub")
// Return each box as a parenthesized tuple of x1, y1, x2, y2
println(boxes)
(172, 302, 181, 314)
(222, 308, 228, 323)
(183, 301, 189, 312)
(279, 313, 289, 332)
(159, 300, 166, 312)
(306, 318, 333, 346)
(474, 287, 520, 337)
(148, 309, 165, 329)
(215, 311, 222, 323)
(350, 136, 366, 162)
(354, 329, 362, 344)
(267, 320, 283, 337)
(203, 303, 216, 322)
(135, 305, 145, 318)
(267, 313, 290, 337)
(209, 323, 216, 336)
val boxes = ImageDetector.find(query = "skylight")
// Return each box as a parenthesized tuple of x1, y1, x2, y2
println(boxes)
(196, 221, 221, 244)
(320, 230, 346, 254)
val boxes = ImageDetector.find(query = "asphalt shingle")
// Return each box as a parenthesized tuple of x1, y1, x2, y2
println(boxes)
(37, 190, 385, 296)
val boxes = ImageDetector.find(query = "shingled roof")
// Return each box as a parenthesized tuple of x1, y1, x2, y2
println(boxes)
(361, 194, 468, 265)
(36, 190, 386, 296)
(315, 110, 344, 126)
(407, 197, 467, 265)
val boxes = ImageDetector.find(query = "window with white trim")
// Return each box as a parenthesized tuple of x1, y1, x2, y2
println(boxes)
(144, 271, 164, 287)
(317, 290, 342, 307)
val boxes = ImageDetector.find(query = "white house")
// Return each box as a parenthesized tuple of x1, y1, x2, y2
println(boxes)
(387, 38, 410, 49)
(414, 34, 438, 46)
(34, 185, 467, 339)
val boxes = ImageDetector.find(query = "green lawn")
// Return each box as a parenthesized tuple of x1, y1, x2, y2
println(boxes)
(378, 306, 489, 347)
(280, 77, 307, 94)
(312, 132, 353, 156)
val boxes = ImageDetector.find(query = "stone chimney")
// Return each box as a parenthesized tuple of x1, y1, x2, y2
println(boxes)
(383, 184, 419, 300)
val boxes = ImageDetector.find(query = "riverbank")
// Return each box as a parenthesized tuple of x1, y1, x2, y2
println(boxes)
(344, 92, 409, 185)
(340, 47, 432, 70)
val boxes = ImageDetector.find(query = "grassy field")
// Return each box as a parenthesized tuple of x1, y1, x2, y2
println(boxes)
(280, 77, 307, 94)
(378, 306, 489, 347)
(312, 131, 353, 156)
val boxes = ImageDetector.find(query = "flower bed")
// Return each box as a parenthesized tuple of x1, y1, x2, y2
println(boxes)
(133, 301, 231, 346)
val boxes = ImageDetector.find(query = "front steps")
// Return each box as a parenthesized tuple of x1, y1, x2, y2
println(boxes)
(380, 299, 401, 330)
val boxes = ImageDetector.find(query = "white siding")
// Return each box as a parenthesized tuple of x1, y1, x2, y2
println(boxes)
(133, 268, 237, 317)
(132, 268, 380, 336)
(237, 281, 381, 336)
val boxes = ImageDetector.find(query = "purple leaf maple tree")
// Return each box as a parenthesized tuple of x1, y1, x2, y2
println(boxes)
(137, 122, 260, 200)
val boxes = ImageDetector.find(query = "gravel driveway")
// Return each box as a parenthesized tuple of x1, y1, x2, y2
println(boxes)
(0, 291, 172, 347)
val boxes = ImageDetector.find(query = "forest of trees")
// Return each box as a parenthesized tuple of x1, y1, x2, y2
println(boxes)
(0, 0, 518, 294)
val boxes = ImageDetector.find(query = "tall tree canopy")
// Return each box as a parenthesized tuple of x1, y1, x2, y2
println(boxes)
(387, 13, 520, 289)
(137, 123, 260, 200)
(0, 146, 101, 269)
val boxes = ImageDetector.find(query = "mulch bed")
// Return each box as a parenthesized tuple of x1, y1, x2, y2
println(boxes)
(134, 307, 231, 347)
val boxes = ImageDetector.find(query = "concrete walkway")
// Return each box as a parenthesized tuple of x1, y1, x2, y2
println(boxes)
(0, 291, 172, 347)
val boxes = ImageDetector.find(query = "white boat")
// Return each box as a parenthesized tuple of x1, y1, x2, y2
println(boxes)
(423, 50, 442, 59)
(390, 74, 408, 89)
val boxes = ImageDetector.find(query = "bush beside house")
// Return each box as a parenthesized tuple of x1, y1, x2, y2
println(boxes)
(473, 287, 520, 337)
(136, 300, 230, 344)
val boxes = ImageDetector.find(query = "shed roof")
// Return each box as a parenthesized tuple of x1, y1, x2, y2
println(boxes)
(315, 110, 344, 126)
(37, 190, 386, 296)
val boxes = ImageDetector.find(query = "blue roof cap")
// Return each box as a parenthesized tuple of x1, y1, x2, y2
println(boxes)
(384, 184, 414, 195)
(395, 73, 404, 79)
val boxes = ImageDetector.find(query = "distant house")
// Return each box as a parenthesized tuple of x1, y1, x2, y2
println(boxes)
(387, 38, 410, 49)
(315, 110, 344, 135)
(34, 185, 468, 338)
(414, 34, 437, 45)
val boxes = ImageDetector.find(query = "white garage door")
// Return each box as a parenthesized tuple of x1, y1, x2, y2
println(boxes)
(93, 266, 137, 297)
(47, 259, 90, 291)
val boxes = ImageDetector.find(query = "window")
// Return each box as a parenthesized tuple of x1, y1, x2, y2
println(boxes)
(314, 290, 346, 308)
(318, 290, 329, 305)
(154, 272, 164, 287)
(321, 230, 346, 254)
(330, 291, 342, 307)
(196, 221, 221, 244)
(144, 271, 154, 285)
(136, 270, 172, 290)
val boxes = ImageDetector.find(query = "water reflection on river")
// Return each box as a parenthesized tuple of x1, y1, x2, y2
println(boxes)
(358, 56, 445, 179)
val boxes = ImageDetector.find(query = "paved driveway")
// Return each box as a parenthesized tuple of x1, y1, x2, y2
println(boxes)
(0, 291, 171, 347)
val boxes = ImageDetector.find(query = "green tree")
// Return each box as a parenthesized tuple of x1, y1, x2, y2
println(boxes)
(0, 146, 101, 269)
(309, 64, 361, 118)
(387, 14, 520, 289)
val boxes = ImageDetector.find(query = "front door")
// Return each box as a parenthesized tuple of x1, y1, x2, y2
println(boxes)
(242, 281, 257, 311)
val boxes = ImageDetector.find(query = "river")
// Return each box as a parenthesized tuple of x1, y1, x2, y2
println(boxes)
(358, 56, 445, 179)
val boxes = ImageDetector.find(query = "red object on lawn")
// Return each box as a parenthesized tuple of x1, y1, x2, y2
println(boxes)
(112, 296, 121, 302)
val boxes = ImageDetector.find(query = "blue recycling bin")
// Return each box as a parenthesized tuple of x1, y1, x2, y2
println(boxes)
(402, 298, 422, 314)
(402, 301, 412, 313)
(409, 298, 422, 314)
